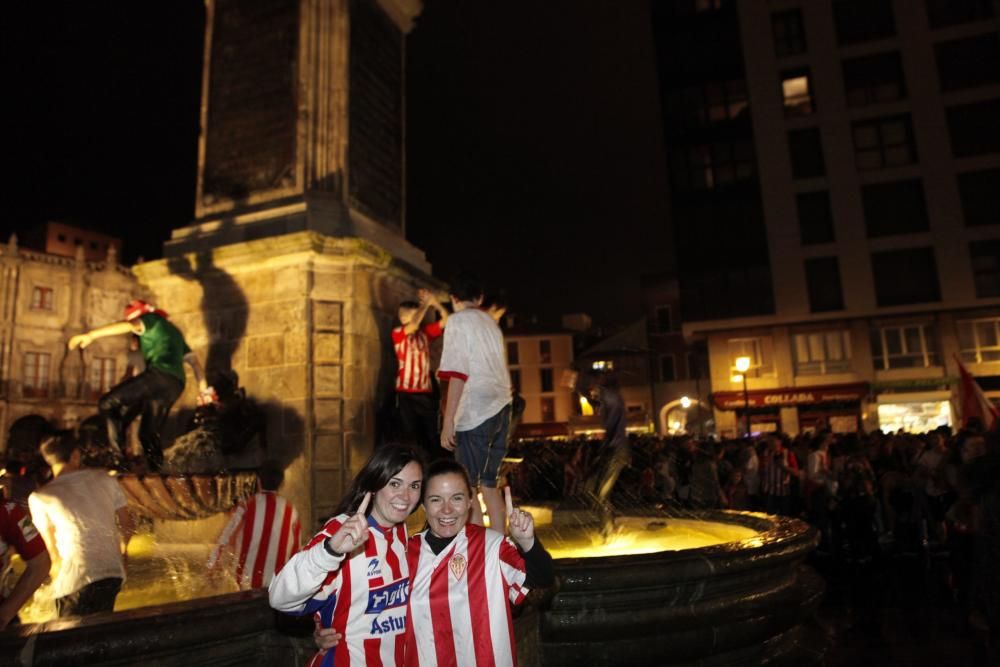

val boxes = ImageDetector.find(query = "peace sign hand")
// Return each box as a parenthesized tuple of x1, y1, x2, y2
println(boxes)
(327, 492, 372, 556)
(505, 486, 535, 551)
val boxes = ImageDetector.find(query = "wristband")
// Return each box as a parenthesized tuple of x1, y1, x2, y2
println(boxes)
(323, 538, 345, 559)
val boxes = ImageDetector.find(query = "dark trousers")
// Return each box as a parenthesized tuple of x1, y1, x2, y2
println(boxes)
(397, 391, 447, 460)
(56, 577, 123, 618)
(99, 369, 183, 471)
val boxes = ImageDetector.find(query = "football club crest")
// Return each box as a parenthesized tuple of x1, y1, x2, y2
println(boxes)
(449, 553, 467, 580)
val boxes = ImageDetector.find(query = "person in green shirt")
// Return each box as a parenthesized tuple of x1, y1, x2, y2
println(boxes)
(68, 300, 211, 471)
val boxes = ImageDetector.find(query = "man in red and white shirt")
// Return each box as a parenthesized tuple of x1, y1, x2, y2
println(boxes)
(208, 460, 301, 590)
(0, 500, 50, 629)
(392, 289, 449, 459)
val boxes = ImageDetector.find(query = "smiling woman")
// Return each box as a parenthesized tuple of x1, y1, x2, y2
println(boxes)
(268, 444, 425, 667)
(404, 458, 554, 667)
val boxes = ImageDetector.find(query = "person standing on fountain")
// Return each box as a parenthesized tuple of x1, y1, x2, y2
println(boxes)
(438, 272, 512, 530)
(27, 433, 135, 618)
(207, 460, 301, 590)
(392, 289, 449, 460)
(0, 499, 50, 629)
(68, 299, 212, 472)
(577, 370, 631, 520)
(269, 445, 425, 667)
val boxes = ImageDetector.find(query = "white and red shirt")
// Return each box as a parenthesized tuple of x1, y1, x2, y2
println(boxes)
(393, 321, 444, 393)
(404, 524, 529, 667)
(269, 515, 410, 667)
(437, 308, 512, 431)
(207, 491, 301, 590)
(1, 501, 47, 605)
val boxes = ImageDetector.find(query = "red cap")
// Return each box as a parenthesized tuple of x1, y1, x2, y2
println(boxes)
(124, 300, 154, 321)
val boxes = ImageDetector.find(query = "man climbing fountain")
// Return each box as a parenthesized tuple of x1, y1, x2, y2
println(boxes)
(68, 299, 214, 472)
(574, 368, 632, 540)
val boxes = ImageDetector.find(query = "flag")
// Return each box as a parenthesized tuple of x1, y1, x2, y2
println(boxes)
(955, 355, 998, 431)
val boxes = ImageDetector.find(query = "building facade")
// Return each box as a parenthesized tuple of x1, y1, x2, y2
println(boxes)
(504, 330, 576, 437)
(653, 0, 1000, 436)
(0, 235, 141, 442)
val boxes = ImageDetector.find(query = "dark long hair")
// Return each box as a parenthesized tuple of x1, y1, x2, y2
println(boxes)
(332, 444, 426, 518)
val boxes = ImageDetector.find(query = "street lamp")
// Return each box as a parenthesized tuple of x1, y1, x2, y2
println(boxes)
(735, 356, 751, 437)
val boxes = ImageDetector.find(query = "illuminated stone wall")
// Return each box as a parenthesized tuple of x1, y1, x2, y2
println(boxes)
(134, 231, 440, 532)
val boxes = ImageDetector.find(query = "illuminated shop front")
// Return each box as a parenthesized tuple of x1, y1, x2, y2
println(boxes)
(876, 392, 953, 433)
(712, 382, 869, 436)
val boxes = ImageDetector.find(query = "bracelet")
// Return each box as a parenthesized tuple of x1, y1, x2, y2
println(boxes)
(323, 538, 345, 559)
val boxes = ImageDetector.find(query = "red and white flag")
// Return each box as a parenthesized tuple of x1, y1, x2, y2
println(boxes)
(955, 356, 998, 431)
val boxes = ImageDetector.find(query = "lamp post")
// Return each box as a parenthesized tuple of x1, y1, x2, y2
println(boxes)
(735, 356, 751, 437)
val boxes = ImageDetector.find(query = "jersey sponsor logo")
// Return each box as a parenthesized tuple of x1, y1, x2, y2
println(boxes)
(365, 578, 409, 614)
(370, 613, 406, 635)
(17, 514, 39, 542)
(366, 557, 381, 578)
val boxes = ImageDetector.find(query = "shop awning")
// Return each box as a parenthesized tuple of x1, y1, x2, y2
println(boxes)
(711, 382, 869, 410)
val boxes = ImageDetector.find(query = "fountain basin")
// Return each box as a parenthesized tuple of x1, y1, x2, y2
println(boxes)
(532, 510, 825, 666)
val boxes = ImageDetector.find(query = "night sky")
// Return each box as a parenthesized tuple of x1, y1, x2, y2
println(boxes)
(7, 1, 671, 328)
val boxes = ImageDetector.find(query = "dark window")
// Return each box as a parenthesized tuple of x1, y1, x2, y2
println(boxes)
(925, 0, 994, 28)
(660, 355, 676, 382)
(506, 341, 519, 366)
(947, 99, 1000, 157)
(862, 180, 930, 237)
(781, 69, 814, 116)
(833, 0, 896, 45)
(842, 51, 906, 107)
(510, 369, 521, 391)
(655, 305, 672, 333)
(788, 128, 825, 179)
(971, 241, 1000, 297)
(852, 115, 917, 170)
(958, 168, 1000, 226)
(539, 339, 552, 364)
(56, 233, 67, 243)
(871, 247, 941, 306)
(797, 191, 835, 245)
(30, 286, 54, 310)
(936, 34, 1000, 92)
(666, 79, 748, 128)
(772, 9, 806, 57)
(540, 368, 554, 393)
(22, 352, 51, 397)
(669, 141, 755, 190)
(872, 324, 939, 369)
(540, 397, 556, 423)
(74, 238, 82, 246)
(804, 257, 845, 312)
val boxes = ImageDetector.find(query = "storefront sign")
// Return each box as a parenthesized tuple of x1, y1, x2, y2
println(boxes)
(711, 382, 868, 410)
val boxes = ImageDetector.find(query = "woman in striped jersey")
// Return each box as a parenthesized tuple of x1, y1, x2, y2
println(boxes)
(269, 444, 425, 667)
(404, 458, 554, 667)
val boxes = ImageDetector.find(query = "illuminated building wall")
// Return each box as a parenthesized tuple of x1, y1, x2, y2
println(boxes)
(654, 0, 1000, 436)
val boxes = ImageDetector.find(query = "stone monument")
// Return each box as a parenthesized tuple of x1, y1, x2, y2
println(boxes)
(133, 0, 434, 531)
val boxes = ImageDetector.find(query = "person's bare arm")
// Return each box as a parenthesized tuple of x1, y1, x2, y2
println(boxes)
(183, 352, 209, 391)
(0, 550, 50, 630)
(440, 378, 465, 451)
(418, 289, 449, 328)
(402, 302, 433, 335)
(68, 320, 141, 350)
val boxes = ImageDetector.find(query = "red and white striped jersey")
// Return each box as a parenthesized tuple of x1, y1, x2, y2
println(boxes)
(1, 500, 47, 606)
(392, 321, 443, 393)
(269, 515, 410, 667)
(404, 524, 529, 667)
(208, 491, 301, 590)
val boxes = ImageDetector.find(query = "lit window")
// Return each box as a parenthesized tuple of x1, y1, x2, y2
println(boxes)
(781, 71, 814, 116)
(23, 352, 51, 397)
(727, 338, 774, 377)
(871, 324, 938, 370)
(31, 286, 54, 310)
(592, 360, 614, 371)
(957, 317, 1000, 363)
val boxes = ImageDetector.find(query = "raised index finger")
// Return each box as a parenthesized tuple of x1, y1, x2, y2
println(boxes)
(504, 486, 514, 518)
(356, 492, 371, 516)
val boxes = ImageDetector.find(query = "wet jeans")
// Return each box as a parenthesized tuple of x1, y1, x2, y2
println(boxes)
(99, 369, 183, 471)
(56, 577, 123, 617)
